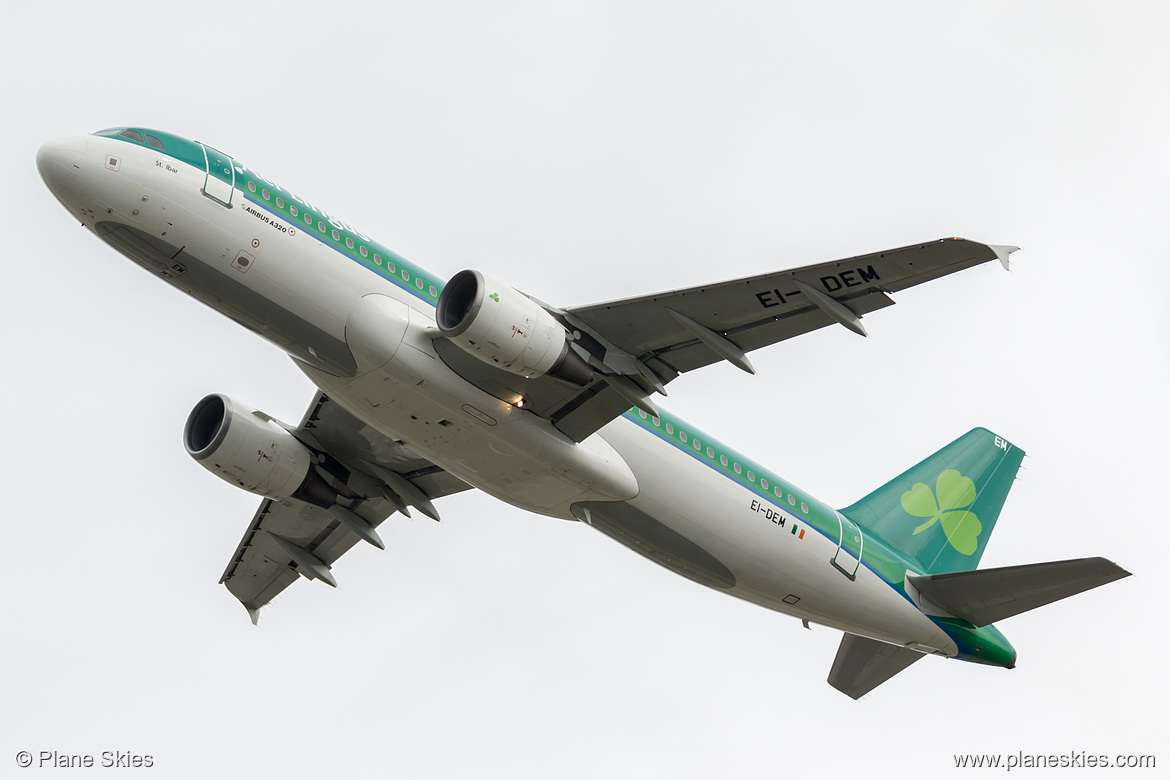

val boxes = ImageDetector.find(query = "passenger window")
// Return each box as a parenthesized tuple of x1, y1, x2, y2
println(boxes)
(359, 246, 367, 257)
(119, 129, 144, 143)
(734, 463, 742, 474)
(247, 181, 256, 193)
(402, 270, 410, 281)
(665, 424, 674, 434)
(144, 134, 164, 150)
(720, 455, 728, 466)
(788, 495, 796, 507)
(373, 254, 382, 265)
(262, 189, 270, 200)
(331, 229, 340, 241)
(415, 278, 424, 289)
(706, 447, 714, 458)
(774, 486, 782, 498)
(761, 478, 768, 490)
(290, 205, 298, 217)
(429, 286, 438, 297)
(801, 502, 809, 514)
(747, 471, 755, 482)
(679, 432, 687, 443)
(276, 197, 284, 209)
(345, 237, 354, 250)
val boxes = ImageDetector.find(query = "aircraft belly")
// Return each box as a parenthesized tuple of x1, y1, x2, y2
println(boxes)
(594, 418, 958, 655)
(78, 135, 640, 516)
(296, 312, 640, 515)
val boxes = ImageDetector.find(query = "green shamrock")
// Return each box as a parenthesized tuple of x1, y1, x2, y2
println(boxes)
(488, 292, 500, 302)
(900, 469, 982, 555)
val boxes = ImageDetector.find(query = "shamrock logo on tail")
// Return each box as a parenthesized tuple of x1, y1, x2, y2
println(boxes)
(900, 469, 982, 555)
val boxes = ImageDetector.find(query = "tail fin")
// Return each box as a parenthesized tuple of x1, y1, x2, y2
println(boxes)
(841, 428, 1025, 575)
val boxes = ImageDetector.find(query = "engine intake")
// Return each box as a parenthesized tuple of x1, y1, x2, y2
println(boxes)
(436, 270, 592, 385)
(183, 394, 336, 507)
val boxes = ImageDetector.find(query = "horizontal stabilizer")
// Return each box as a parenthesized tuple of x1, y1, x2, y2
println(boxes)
(828, 633, 924, 699)
(907, 557, 1130, 627)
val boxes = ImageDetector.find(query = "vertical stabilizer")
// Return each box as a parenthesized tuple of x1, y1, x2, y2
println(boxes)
(841, 428, 1025, 574)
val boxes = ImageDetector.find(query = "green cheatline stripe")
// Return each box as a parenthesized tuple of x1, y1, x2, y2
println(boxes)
(241, 193, 437, 305)
(97, 128, 934, 603)
(623, 407, 827, 528)
(622, 407, 942, 595)
(98, 127, 445, 306)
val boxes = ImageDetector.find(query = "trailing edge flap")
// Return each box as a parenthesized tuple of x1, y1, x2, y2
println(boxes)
(906, 557, 1130, 627)
(828, 633, 924, 700)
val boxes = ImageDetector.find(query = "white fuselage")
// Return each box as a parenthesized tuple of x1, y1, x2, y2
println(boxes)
(38, 132, 957, 656)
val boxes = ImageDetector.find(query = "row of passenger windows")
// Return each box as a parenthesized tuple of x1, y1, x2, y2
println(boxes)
(637, 409, 810, 514)
(244, 179, 438, 299)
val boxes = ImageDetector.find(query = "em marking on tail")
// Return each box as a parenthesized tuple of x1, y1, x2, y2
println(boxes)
(840, 428, 1024, 575)
(900, 469, 982, 555)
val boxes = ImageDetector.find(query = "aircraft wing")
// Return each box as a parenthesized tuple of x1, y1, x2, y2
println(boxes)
(564, 237, 1017, 376)
(436, 238, 1016, 442)
(218, 393, 471, 622)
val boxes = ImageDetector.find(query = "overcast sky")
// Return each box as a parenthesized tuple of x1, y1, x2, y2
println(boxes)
(4, 2, 1167, 777)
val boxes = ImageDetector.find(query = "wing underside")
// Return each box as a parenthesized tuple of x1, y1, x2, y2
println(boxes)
(434, 238, 1015, 442)
(219, 393, 470, 621)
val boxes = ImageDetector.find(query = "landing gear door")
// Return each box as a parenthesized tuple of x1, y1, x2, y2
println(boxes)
(832, 511, 863, 579)
(199, 142, 236, 207)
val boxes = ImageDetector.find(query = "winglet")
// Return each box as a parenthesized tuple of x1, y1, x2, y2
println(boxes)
(245, 605, 261, 626)
(989, 244, 1020, 271)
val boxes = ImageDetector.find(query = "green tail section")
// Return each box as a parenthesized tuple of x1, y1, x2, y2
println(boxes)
(841, 428, 1026, 575)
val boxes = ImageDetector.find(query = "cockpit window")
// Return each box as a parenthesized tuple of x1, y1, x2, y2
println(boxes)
(144, 133, 164, 150)
(119, 129, 145, 143)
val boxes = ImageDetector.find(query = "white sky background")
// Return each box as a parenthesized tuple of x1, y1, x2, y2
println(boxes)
(4, 1, 1167, 777)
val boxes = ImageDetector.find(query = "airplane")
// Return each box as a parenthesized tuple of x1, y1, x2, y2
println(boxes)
(37, 127, 1130, 698)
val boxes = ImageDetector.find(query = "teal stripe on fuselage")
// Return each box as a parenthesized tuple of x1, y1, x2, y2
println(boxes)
(98, 127, 1014, 663)
(241, 193, 436, 305)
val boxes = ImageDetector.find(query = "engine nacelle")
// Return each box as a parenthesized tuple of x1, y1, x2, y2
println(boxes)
(183, 394, 335, 507)
(436, 270, 592, 384)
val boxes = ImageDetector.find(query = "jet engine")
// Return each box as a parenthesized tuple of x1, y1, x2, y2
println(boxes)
(183, 394, 336, 507)
(435, 270, 592, 385)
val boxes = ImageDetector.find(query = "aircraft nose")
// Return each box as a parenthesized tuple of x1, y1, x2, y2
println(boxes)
(36, 136, 88, 194)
